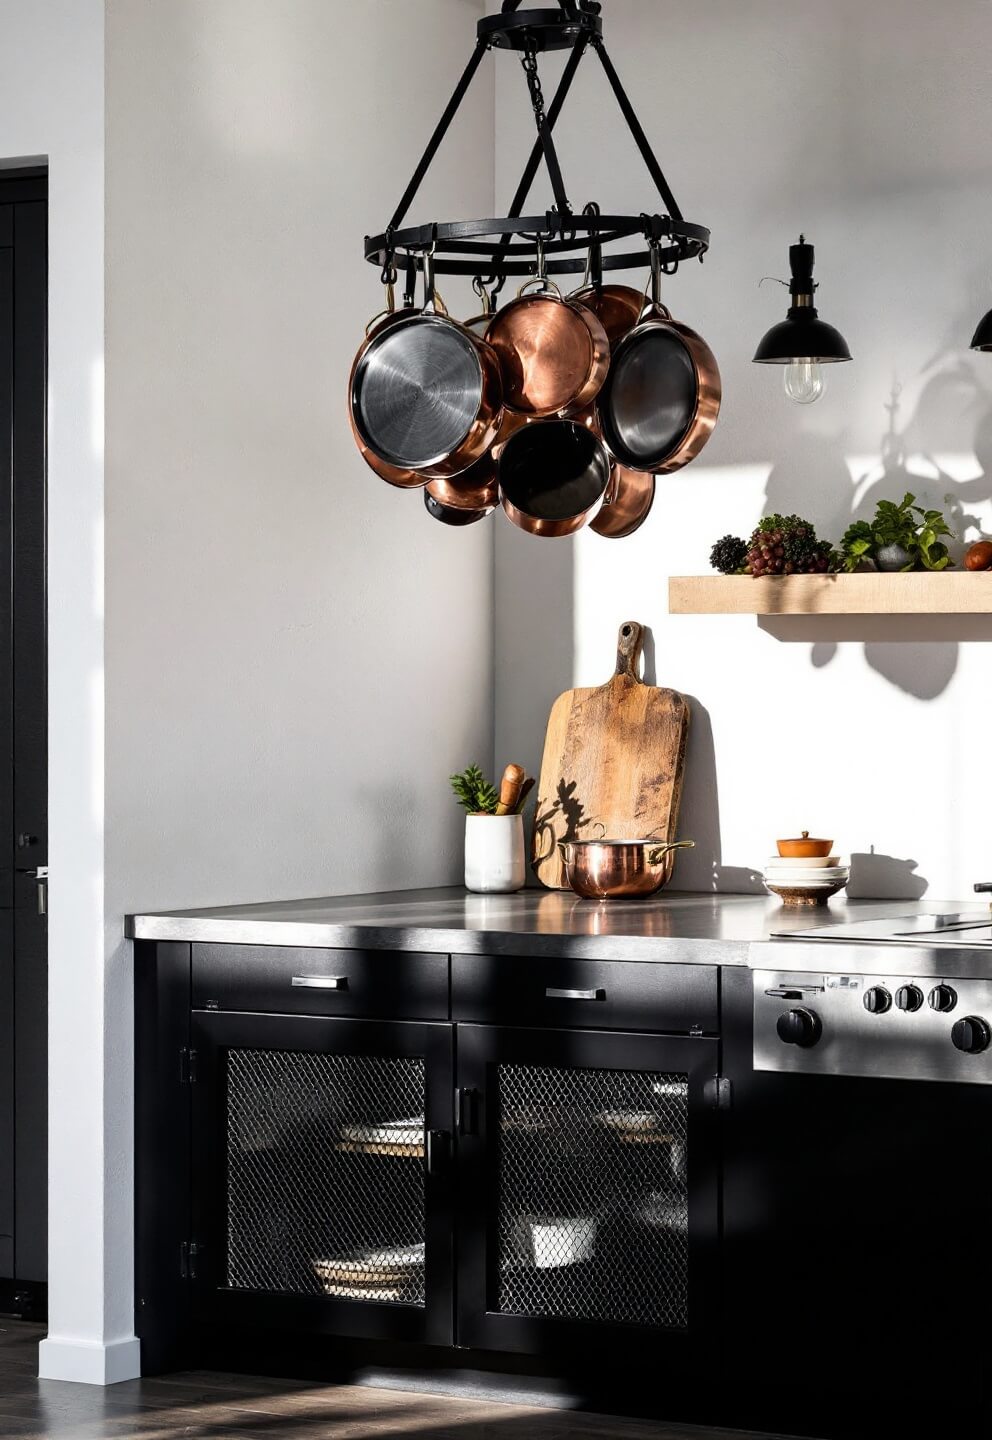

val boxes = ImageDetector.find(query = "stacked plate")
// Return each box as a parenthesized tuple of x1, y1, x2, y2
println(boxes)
(763, 853, 850, 907)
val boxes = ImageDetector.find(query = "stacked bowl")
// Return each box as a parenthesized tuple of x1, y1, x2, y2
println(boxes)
(763, 831, 849, 908)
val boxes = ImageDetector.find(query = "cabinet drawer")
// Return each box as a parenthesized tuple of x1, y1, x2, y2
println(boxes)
(192, 944, 448, 1020)
(452, 953, 718, 1034)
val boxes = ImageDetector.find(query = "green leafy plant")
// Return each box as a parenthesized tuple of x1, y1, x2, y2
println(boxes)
(840, 493, 954, 571)
(450, 764, 499, 815)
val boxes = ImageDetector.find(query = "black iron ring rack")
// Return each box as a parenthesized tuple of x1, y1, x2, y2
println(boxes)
(363, 1, 710, 298)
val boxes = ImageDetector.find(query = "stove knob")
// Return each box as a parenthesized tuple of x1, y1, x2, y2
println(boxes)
(928, 984, 958, 1014)
(776, 1008, 822, 1048)
(863, 986, 892, 1014)
(951, 1016, 992, 1055)
(895, 984, 925, 1013)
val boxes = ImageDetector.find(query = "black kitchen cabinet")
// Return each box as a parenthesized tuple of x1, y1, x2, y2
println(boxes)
(454, 1023, 718, 1358)
(189, 1010, 454, 1346)
(136, 940, 726, 1390)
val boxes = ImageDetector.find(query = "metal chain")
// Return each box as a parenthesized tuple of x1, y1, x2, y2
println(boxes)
(521, 44, 546, 128)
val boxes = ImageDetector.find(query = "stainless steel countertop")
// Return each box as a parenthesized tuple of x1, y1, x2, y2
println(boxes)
(125, 888, 977, 964)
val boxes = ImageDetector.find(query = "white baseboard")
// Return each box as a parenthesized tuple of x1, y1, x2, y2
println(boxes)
(38, 1334, 142, 1385)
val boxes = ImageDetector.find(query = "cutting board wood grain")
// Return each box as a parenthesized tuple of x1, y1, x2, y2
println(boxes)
(531, 621, 690, 890)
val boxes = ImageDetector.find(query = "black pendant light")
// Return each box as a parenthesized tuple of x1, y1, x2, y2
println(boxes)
(970, 306, 992, 351)
(753, 235, 852, 404)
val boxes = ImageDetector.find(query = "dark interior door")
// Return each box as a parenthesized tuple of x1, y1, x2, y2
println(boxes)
(0, 170, 48, 1302)
(191, 1010, 454, 1346)
(455, 1024, 720, 1370)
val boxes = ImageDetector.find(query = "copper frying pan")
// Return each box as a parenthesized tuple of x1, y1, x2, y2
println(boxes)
(348, 283, 428, 489)
(485, 238, 609, 417)
(590, 464, 656, 539)
(350, 251, 504, 481)
(498, 410, 612, 537)
(599, 243, 721, 474)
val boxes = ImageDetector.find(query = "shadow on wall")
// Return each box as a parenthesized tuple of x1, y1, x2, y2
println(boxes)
(677, 694, 764, 895)
(762, 359, 992, 700)
(847, 848, 928, 899)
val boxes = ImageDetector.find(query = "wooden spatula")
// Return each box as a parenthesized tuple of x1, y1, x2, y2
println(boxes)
(531, 621, 690, 890)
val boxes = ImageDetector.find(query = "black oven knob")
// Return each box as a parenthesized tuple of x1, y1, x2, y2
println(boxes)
(951, 1016, 992, 1055)
(928, 984, 958, 1014)
(863, 986, 892, 1014)
(776, 1008, 822, 1048)
(895, 984, 924, 1013)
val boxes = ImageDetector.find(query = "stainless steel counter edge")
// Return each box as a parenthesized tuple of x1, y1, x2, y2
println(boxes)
(125, 890, 972, 965)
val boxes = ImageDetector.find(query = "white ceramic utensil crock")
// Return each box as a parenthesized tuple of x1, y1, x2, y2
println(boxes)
(464, 813, 525, 893)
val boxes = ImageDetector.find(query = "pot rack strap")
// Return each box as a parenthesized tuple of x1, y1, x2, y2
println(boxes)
(590, 34, 683, 223)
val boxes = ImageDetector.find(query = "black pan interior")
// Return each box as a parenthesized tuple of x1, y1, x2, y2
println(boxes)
(424, 491, 489, 526)
(353, 317, 483, 470)
(499, 421, 611, 521)
(601, 325, 697, 468)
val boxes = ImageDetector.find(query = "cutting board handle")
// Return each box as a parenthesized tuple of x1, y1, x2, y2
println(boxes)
(614, 621, 644, 681)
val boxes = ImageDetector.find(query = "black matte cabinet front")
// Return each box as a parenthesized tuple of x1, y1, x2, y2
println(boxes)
(454, 1024, 719, 1362)
(190, 1011, 454, 1346)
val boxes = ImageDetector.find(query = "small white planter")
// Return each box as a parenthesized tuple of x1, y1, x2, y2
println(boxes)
(464, 813, 525, 893)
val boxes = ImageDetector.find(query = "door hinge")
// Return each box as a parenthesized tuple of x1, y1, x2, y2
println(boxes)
(179, 1047, 198, 1085)
(180, 1240, 203, 1281)
(704, 1075, 732, 1111)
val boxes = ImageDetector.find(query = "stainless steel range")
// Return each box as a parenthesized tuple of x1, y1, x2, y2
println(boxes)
(751, 905, 992, 1084)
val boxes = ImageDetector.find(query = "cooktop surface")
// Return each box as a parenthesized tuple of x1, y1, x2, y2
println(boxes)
(773, 910, 992, 946)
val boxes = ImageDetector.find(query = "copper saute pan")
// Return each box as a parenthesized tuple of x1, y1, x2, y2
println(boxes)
(590, 463, 656, 539)
(559, 838, 695, 899)
(348, 283, 430, 488)
(568, 223, 644, 349)
(350, 250, 504, 481)
(485, 237, 610, 418)
(424, 453, 500, 526)
(599, 243, 721, 474)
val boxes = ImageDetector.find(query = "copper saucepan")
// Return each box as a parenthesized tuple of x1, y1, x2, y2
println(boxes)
(350, 250, 504, 481)
(559, 838, 695, 900)
(568, 223, 644, 349)
(498, 410, 612, 537)
(599, 242, 721, 474)
(424, 454, 500, 526)
(485, 237, 610, 417)
(348, 282, 430, 489)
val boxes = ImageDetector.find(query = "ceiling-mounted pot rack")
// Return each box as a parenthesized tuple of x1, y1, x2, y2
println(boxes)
(363, 0, 710, 290)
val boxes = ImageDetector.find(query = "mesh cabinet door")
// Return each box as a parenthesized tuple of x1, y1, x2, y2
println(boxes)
(191, 1012, 453, 1345)
(455, 1024, 719, 1358)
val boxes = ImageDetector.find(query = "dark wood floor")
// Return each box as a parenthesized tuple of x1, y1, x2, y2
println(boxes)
(0, 1321, 791, 1440)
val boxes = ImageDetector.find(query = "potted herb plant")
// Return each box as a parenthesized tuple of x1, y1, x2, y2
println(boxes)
(840, 493, 954, 572)
(450, 763, 529, 893)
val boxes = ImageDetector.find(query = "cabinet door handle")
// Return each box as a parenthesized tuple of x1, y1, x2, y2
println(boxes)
(455, 1087, 479, 1136)
(291, 974, 348, 990)
(426, 1129, 450, 1176)
(545, 986, 606, 1002)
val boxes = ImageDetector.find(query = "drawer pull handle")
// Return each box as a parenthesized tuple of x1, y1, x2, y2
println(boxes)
(545, 986, 606, 1002)
(291, 974, 349, 990)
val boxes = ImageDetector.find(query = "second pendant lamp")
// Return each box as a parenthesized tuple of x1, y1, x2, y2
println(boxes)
(754, 234, 852, 403)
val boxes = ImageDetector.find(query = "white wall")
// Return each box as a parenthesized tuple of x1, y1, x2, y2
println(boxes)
(0, 0, 121, 1387)
(103, 0, 495, 1379)
(494, 0, 992, 901)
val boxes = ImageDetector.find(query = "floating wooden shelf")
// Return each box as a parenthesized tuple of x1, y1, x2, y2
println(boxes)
(669, 572, 992, 616)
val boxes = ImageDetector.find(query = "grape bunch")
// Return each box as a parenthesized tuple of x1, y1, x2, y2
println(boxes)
(709, 514, 838, 577)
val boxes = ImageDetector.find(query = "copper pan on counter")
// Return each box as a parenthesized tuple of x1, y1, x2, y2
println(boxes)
(559, 838, 695, 900)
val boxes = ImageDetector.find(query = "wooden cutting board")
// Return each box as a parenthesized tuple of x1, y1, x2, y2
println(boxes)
(531, 621, 690, 890)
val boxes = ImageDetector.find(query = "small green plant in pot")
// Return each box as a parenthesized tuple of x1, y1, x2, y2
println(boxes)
(840, 493, 954, 572)
(450, 764, 527, 893)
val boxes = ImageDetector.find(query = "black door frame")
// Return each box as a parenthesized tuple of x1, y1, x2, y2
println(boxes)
(190, 1010, 455, 1346)
(0, 167, 48, 1308)
(454, 1023, 720, 1360)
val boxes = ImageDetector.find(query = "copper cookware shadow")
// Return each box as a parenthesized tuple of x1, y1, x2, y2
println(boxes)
(499, 416, 612, 537)
(559, 838, 695, 899)
(590, 464, 656, 539)
(599, 244, 721, 474)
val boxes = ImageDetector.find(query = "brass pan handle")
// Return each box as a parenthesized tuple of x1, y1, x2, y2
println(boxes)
(646, 840, 695, 864)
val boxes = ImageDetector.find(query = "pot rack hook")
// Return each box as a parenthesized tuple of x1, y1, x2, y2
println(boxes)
(582, 201, 603, 290)
(472, 274, 495, 315)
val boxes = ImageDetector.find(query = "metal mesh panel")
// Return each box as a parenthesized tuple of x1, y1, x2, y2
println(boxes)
(226, 1049, 426, 1305)
(497, 1065, 689, 1328)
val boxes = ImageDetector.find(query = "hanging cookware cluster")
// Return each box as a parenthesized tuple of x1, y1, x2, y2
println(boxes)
(349, 238, 721, 538)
